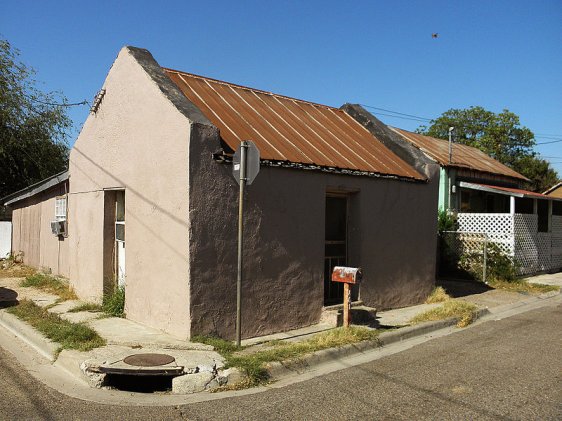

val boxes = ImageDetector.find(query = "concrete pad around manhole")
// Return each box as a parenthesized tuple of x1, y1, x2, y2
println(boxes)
(82, 348, 225, 377)
(86, 317, 214, 350)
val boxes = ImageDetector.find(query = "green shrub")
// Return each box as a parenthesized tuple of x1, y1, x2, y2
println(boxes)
(102, 286, 125, 317)
(460, 243, 519, 282)
(437, 208, 457, 233)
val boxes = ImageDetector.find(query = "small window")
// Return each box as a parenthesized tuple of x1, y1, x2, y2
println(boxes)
(55, 196, 67, 221)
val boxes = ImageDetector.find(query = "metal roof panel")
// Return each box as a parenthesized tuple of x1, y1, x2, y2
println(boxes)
(164, 69, 424, 180)
(389, 127, 527, 181)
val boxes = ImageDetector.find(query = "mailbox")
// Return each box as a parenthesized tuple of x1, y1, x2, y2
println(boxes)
(331, 266, 362, 284)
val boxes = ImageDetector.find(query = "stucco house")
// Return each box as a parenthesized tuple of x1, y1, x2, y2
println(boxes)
(339, 114, 562, 276)
(3, 46, 440, 340)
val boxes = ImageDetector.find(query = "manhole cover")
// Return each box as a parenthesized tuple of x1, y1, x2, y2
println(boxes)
(123, 353, 176, 367)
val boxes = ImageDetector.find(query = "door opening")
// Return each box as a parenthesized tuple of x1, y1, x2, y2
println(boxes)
(324, 195, 347, 305)
(115, 191, 125, 288)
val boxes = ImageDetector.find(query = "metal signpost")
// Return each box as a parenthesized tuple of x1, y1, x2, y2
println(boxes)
(233, 140, 260, 346)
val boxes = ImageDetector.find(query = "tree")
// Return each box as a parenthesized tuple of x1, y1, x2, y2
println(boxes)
(0, 38, 71, 199)
(417, 106, 559, 192)
(511, 155, 559, 193)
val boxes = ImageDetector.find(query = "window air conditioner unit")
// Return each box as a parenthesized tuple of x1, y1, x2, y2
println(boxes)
(51, 220, 67, 236)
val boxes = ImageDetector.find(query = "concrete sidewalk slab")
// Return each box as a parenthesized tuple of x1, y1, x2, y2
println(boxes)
(0, 277, 59, 307)
(525, 272, 562, 287)
(374, 302, 442, 327)
(86, 317, 212, 350)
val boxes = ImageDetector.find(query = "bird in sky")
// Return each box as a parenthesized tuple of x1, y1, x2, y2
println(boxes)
(432, 33, 439, 38)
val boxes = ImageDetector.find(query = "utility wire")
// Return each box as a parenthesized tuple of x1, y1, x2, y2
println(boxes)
(22, 92, 89, 107)
(364, 111, 430, 123)
(536, 139, 562, 145)
(359, 105, 562, 142)
(360, 105, 433, 122)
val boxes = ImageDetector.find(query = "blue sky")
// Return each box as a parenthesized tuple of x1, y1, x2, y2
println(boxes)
(2, 0, 561, 175)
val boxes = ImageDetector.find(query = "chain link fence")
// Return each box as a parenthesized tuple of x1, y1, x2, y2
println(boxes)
(439, 231, 490, 282)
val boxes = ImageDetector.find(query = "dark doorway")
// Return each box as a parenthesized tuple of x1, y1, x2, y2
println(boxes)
(324, 195, 347, 305)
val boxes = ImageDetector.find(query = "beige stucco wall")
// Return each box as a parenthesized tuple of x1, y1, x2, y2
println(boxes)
(188, 124, 439, 340)
(10, 184, 70, 277)
(68, 47, 194, 338)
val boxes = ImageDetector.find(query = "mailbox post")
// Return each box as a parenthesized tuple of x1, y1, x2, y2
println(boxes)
(331, 266, 362, 327)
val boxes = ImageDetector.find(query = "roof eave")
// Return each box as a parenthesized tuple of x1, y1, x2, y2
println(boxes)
(2, 171, 69, 206)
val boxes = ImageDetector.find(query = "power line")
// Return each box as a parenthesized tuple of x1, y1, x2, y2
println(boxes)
(358, 104, 562, 144)
(536, 139, 562, 145)
(359, 105, 433, 122)
(364, 111, 430, 123)
(535, 135, 562, 140)
(535, 132, 562, 137)
(22, 92, 89, 108)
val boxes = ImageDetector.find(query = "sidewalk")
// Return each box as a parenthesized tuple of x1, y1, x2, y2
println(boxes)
(1, 270, 560, 396)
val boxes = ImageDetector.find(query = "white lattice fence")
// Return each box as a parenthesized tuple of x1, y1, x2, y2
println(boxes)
(457, 213, 514, 256)
(514, 214, 538, 275)
(457, 213, 514, 235)
(451, 212, 561, 276)
(552, 216, 562, 270)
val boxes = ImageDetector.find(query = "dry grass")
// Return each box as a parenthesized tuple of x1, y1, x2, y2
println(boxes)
(489, 279, 559, 295)
(425, 286, 451, 304)
(20, 273, 77, 301)
(7, 299, 106, 353)
(0, 263, 36, 278)
(196, 326, 380, 388)
(410, 300, 478, 328)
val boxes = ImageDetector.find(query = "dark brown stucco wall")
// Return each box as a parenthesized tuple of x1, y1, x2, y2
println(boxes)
(188, 125, 439, 340)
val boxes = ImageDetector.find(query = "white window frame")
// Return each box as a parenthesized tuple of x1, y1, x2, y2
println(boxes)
(55, 195, 67, 222)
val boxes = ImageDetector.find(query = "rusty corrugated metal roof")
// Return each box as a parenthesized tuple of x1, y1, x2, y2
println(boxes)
(461, 182, 562, 201)
(164, 69, 424, 180)
(389, 127, 527, 181)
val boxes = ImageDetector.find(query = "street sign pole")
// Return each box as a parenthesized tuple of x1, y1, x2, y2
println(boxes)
(233, 140, 259, 347)
(236, 141, 248, 347)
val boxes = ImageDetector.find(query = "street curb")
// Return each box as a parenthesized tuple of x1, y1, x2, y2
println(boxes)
(0, 309, 57, 361)
(266, 307, 490, 380)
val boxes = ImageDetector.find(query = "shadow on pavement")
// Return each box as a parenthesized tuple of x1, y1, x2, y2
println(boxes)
(437, 278, 493, 298)
(0, 287, 19, 309)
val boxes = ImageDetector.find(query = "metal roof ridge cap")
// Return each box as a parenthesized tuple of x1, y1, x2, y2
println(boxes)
(162, 67, 341, 112)
(125, 47, 213, 128)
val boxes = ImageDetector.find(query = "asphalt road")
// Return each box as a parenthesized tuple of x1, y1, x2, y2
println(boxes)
(0, 304, 560, 421)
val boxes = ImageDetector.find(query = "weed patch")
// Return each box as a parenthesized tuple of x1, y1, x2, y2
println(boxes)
(410, 300, 478, 328)
(425, 286, 450, 304)
(21, 273, 77, 301)
(102, 286, 125, 317)
(195, 326, 380, 388)
(7, 299, 105, 352)
(68, 303, 102, 313)
(0, 263, 36, 278)
(489, 279, 559, 295)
